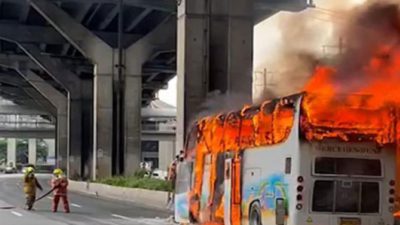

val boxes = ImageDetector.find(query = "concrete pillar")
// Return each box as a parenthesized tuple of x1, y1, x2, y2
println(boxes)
(44, 139, 55, 164)
(18, 44, 86, 179)
(159, 140, 175, 171)
(30, 0, 174, 179)
(30, 0, 115, 179)
(7, 138, 16, 166)
(93, 62, 114, 178)
(176, 0, 254, 149)
(16, 66, 69, 172)
(123, 17, 175, 175)
(28, 139, 37, 165)
(56, 110, 68, 170)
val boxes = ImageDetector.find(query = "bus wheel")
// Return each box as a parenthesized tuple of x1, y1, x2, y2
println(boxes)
(249, 202, 262, 225)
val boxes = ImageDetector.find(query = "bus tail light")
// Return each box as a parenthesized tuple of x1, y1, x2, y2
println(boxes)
(390, 180, 395, 186)
(296, 176, 304, 209)
(297, 185, 304, 192)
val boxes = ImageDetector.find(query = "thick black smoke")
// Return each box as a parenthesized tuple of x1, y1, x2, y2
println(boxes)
(328, 1, 400, 92)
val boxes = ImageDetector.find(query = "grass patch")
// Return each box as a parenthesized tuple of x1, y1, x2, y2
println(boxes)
(96, 176, 173, 192)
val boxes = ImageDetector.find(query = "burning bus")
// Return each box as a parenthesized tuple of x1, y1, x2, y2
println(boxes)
(174, 92, 397, 225)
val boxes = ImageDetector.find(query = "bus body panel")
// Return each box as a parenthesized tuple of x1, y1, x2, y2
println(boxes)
(241, 97, 301, 225)
(298, 141, 396, 225)
(175, 94, 396, 225)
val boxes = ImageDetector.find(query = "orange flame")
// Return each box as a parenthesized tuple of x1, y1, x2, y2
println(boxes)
(188, 99, 296, 223)
(187, 42, 400, 225)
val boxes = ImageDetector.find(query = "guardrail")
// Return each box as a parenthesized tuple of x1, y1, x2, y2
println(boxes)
(0, 121, 55, 129)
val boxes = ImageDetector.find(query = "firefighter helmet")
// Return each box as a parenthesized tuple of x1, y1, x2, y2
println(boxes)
(25, 166, 34, 175)
(53, 168, 63, 175)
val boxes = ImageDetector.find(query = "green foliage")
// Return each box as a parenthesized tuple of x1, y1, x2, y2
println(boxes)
(0, 139, 7, 165)
(133, 169, 147, 178)
(16, 139, 28, 164)
(96, 176, 172, 192)
(36, 139, 49, 163)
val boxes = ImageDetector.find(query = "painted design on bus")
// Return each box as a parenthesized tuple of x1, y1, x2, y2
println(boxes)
(242, 173, 288, 217)
(175, 192, 190, 222)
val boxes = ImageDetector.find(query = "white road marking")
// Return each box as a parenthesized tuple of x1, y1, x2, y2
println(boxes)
(112, 214, 133, 221)
(111, 215, 171, 225)
(71, 203, 82, 208)
(11, 211, 23, 217)
(47, 196, 81, 208)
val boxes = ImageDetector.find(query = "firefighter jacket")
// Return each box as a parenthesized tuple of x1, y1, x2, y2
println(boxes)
(23, 174, 42, 196)
(51, 176, 68, 196)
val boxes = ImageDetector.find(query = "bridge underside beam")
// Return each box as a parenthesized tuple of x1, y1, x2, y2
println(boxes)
(0, 130, 55, 139)
(176, 0, 254, 150)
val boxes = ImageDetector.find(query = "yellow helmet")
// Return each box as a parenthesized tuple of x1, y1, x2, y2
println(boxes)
(25, 166, 34, 175)
(53, 168, 63, 175)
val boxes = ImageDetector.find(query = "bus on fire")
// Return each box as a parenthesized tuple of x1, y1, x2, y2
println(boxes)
(174, 93, 396, 225)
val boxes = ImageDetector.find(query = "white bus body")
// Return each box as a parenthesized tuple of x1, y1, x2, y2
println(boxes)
(241, 98, 396, 225)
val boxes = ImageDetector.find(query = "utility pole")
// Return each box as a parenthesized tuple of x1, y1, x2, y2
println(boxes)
(114, 0, 125, 175)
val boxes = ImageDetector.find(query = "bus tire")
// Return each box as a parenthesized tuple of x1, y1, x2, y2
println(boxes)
(249, 202, 262, 225)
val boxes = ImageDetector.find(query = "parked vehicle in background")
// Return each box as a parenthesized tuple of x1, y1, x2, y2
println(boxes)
(150, 169, 168, 180)
(4, 165, 17, 174)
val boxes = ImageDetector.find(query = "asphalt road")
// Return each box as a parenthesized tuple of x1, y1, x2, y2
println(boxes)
(0, 174, 172, 225)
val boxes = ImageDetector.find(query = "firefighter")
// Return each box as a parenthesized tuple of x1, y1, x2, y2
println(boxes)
(51, 168, 70, 213)
(166, 155, 179, 207)
(23, 166, 43, 210)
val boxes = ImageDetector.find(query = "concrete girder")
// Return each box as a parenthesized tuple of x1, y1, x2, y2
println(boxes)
(123, 15, 176, 174)
(19, 44, 81, 96)
(0, 23, 141, 47)
(0, 74, 26, 87)
(17, 43, 92, 180)
(0, 60, 67, 170)
(254, 0, 308, 12)
(30, 0, 113, 179)
(21, 69, 69, 172)
(0, 86, 28, 97)
(19, 1, 31, 23)
(0, 130, 54, 139)
(31, 0, 175, 178)
(0, 64, 55, 115)
(142, 82, 168, 90)
(0, 104, 50, 116)
(26, 0, 176, 12)
(125, 8, 152, 32)
(0, 33, 89, 179)
(143, 64, 176, 74)
(97, 4, 119, 30)
(0, 53, 92, 74)
(30, 0, 113, 62)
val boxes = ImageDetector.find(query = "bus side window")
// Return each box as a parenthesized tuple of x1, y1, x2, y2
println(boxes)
(285, 157, 291, 174)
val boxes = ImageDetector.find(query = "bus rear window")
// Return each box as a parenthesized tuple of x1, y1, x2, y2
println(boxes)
(314, 157, 381, 177)
(312, 180, 380, 213)
(312, 180, 334, 212)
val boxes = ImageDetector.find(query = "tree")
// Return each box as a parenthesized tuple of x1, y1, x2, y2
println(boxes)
(0, 139, 7, 165)
(36, 139, 48, 163)
(16, 139, 28, 165)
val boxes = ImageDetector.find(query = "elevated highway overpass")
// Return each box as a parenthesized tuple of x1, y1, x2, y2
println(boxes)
(0, 0, 309, 179)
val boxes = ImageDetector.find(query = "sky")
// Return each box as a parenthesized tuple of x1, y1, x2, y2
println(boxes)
(158, 0, 366, 107)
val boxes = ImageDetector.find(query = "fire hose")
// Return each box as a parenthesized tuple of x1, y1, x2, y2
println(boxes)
(34, 185, 60, 203)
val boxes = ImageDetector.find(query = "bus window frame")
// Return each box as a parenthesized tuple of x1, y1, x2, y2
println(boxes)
(311, 156, 384, 179)
(310, 179, 381, 215)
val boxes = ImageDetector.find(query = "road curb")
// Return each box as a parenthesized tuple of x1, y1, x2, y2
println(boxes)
(68, 180, 171, 211)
